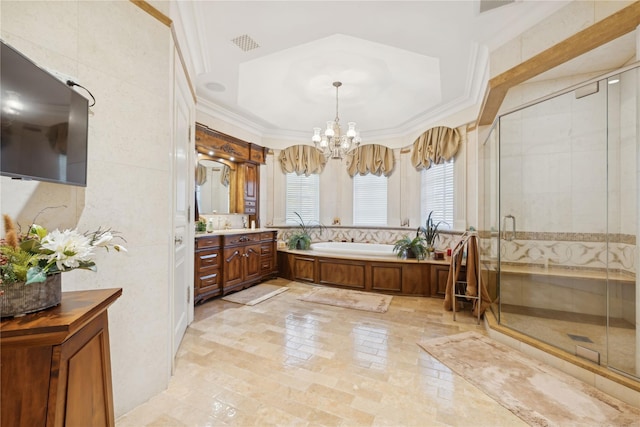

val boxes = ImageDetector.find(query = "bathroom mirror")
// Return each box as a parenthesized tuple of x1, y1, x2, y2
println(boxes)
(196, 159, 233, 214)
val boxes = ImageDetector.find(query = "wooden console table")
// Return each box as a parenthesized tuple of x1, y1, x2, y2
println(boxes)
(1, 288, 122, 427)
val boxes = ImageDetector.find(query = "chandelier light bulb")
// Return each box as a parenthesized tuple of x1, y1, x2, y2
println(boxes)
(325, 121, 335, 137)
(320, 137, 328, 148)
(347, 122, 357, 138)
(312, 127, 322, 143)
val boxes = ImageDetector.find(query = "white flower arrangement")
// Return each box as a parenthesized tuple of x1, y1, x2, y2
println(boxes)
(1, 214, 126, 287)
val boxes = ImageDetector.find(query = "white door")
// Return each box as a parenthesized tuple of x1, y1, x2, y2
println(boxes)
(171, 53, 193, 361)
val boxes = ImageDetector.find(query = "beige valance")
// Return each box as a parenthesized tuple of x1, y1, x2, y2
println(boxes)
(411, 126, 462, 170)
(346, 144, 395, 177)
(278, 145, 327, 176)
(195, 164, 207, 185)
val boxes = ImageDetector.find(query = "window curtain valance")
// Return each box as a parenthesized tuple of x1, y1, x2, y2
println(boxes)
(278, 145, 327, 176)
(346, 144, 395, 177)
(411, 126, 462, 170)
(195, 164, 207, 185)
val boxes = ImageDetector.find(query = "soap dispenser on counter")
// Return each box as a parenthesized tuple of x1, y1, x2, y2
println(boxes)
(206, 219, 214, 233)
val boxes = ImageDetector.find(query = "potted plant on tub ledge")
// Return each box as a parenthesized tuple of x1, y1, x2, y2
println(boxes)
(417, 211, 446, 257)
(287, 212, 326, 250)
(393, 234, 428, 261)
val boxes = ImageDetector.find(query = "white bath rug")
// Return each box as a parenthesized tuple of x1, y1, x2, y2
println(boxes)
(418, 331, 640, 427)
(222, 284, 288, 306)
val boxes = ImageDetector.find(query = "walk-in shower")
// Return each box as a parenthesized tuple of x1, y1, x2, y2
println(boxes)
(480, 64, 638, 380)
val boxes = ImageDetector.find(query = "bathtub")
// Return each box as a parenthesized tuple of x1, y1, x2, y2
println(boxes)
(311, 241, 395, 257)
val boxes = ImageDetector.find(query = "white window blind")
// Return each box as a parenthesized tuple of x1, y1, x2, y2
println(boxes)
(421, 160, 453, 229)
(353, 173, 387, 226)
(285, 172, 319, 224)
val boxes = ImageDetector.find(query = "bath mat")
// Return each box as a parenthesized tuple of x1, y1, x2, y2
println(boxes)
(222, 284, 288, 306)
(418, 331, 640, 427)
(298, 287, 392, 313)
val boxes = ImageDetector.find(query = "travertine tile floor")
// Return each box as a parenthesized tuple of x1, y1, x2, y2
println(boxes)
(117, 279, 530, 426)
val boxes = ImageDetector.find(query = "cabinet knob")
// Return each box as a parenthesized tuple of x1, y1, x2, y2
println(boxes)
(174, 235, 183, 245)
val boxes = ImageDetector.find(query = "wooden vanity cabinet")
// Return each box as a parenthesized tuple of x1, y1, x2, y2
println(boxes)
(259, 231, 278, 279)
(222, 233, 261, 295)
(194, 235, 222, 303)
(195, 230, 278, 302)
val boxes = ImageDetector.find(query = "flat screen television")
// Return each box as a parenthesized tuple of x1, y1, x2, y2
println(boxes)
(1, 40, 88, 187)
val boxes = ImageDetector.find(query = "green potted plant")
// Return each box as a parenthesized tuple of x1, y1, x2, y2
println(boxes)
(393, 235, 428, 260)
(287, 212, 325, 250)
(417, 211, 445, 255)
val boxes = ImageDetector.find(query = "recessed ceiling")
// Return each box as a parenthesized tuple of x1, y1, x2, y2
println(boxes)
(237, 34, 441, 135)
(175, 1, 631, 144)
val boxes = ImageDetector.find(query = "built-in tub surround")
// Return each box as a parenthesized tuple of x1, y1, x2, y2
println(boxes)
(278, 244, 452, 297)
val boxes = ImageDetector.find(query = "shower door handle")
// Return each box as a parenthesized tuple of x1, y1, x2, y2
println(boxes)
(501, 215, 516, 241)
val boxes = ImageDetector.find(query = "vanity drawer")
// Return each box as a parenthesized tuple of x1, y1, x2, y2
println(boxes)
(196, 235, 221, 249)
(260, 258, 273, 273)
(196, 249, 220, 270)
(260, 231, 276, 241)
(260, 244, 273, 257)
(223, 233, 260, 246)
(198, 271, 221, 292)
(244, 199, 256, 214)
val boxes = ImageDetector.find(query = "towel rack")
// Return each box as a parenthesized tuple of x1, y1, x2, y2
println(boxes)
(451, 231, 482, 325)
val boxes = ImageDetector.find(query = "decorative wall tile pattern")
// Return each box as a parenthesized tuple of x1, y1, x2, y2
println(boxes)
(479, 230, 636, 275)
(272, 226, 461, 252)
(499, 236, 636, 274)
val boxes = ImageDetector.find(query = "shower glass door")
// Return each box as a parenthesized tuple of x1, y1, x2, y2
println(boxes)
(606, 67, 638, 379)
(491, 65, 640, 380)
(498, 78, 610, 364)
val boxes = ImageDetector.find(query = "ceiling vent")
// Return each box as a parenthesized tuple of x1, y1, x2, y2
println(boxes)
(479, 0, 514, 13)
(231, 34, 260, 52)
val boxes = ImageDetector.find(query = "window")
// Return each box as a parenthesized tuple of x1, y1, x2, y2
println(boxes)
(421, 160, 453, 229)
(285, 172, 319, 224)
(353, 173, 387, 226)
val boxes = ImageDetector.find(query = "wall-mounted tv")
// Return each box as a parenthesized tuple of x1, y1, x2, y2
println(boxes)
(1, 40, 88, 187)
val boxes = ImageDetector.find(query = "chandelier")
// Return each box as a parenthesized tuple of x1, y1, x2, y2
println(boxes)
(312, 81, 361, 159)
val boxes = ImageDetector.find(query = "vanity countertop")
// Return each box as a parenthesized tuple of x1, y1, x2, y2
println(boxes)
(195, 228, 273, 237)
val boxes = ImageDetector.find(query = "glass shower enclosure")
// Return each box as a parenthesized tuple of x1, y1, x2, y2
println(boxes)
(480, 64, 639, 380)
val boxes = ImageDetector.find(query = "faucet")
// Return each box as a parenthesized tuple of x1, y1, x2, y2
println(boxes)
(242, 217, 248, 228)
